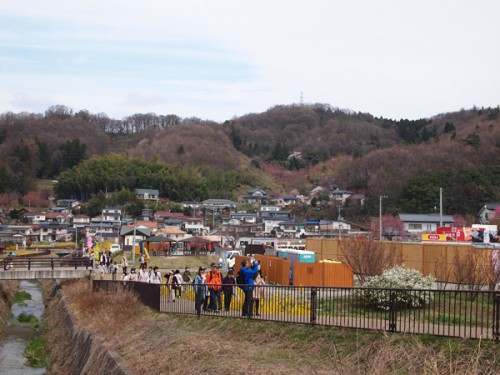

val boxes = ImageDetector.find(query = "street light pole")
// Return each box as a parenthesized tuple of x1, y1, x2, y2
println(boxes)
(379, 195, 388, 241)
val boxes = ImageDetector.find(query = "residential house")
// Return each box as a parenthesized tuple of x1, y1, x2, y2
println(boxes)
(141, 208, 154, 221)
(183, 217, 207, 235)
(86, 222, 116, 240)
(329, 188, 353, 205)
(259, 209, 290, 220)
(155, 211, 207, 235)
(304, 220, 321, 234)
(72, 214, 90, 228)
(44, 212, 72, 224)
(282, 195, 300, 206)
(120, 225, 151, 250)
(55, 199, 80, 210)
(182, 201, 201, 216)
(201, 199, 237, 210)
(224, 212, 258, 225)
(25, 212, 46, 224)
(137, 188, 160, 201)
(221, 222, 263, 237)
(346, 193, 366, 206)
(319, 220, 352, 234)
(260, 205, 281, 212)
(242, 188, 269, 204)
(156, 227, 188, 242)
(261, 217, 287, 235)
(161, 218, 183, 230)
(399, 213, 454, 233)
(50, 206, 71, 213)
(102, 207, 122, 223)
(478, 203, 500, 224)
(276, 220, 300, 238)
(39, 223, 70, 242)
(0, 225, 37, 246)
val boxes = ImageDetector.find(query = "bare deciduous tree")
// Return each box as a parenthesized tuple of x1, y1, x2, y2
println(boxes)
(339, 235, 397, 284)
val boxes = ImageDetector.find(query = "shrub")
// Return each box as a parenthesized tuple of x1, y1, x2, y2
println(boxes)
(357, 265, 435, 310)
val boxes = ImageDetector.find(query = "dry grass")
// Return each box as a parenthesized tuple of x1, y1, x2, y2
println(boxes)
(0, 281, 19, 338)
(45, 280, 500, 375)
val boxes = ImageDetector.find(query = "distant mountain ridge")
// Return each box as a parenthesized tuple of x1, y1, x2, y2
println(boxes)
(0, 104, 498, 217)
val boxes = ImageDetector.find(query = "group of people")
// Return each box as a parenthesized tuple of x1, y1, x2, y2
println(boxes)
(94, 250, 118, 279)
(121, 264, 163, 284)
(115, 255, 267, 318)
(193, 260, 265, 318)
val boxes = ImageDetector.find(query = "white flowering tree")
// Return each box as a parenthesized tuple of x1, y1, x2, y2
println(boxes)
(357, 265, 435, 310)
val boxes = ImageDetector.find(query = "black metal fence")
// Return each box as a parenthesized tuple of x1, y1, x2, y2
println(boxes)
(2, 256, 92, 271)
(92, 281, 500, 340)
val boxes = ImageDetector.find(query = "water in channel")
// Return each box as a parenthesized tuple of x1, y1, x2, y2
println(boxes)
(0, 280, 46, 374)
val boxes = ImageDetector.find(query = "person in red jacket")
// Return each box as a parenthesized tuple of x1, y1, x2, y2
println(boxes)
(206, 263, 223, 312)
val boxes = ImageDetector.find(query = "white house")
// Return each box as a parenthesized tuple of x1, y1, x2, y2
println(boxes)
(399, 213, 454, 233)
(478, 203, 500, 224)
(102, 207, 121, 222)
(137, 189, 159, 201)
(25, 212, 46, 224)
(329, 188, 353, 204)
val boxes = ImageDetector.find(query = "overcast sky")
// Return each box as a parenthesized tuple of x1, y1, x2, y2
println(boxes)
(1, 1, 499, 122)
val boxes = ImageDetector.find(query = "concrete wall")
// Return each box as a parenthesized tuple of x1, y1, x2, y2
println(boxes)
(44, 281, 134, 375)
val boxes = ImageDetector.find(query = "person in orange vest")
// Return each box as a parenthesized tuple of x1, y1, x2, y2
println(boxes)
(206, 263, 222, 312)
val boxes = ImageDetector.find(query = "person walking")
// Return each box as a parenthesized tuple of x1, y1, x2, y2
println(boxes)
(149, 266, 163, 284)
(240, 260, 259, 318)
(121, 255, 128, 274)
(194, 267, 207, 317)
(222, 269, 236, 312)
(253, 270, 265, 316)
(206, 263, 223, 312)
(182, 266, 192, 283)
(173, 269, 183, 298)
(165, 270, 175, 302)
(137, 265, 148, 282)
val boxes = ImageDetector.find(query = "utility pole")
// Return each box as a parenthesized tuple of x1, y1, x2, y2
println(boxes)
(439, 187, 443, 227)
(379, 195, 388, 241)
(132, 219, 137, 268)
(338, 206, 342, 240)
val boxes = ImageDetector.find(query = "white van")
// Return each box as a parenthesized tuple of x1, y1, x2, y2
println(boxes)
(218, 250, 242, 269)
(108, 244, 122, 253)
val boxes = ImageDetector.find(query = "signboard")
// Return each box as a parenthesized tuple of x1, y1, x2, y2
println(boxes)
(422, 233, 447, 242)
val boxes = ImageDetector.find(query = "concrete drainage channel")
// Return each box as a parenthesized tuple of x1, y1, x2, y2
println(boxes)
(0, 280, 134, 375)
(0, 280, 46, 375)
(43, 281, 135, 375)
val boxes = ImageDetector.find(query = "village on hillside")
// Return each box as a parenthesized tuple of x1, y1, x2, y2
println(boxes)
(0, 185, 498, 256)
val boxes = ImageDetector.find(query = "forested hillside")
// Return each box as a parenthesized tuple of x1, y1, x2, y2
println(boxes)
(0, 104, 498, 220)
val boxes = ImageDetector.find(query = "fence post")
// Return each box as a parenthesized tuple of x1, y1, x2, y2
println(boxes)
(389, 290, 397, 332)
(494, 292, 500, 342)
(310, 287, 317, 325)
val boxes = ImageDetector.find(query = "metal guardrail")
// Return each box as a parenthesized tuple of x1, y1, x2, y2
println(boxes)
(93, 281, 500, 341)
(2, 257, 92, 271)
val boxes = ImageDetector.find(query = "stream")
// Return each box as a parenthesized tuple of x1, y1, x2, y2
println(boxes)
(0, 280, 46, 374)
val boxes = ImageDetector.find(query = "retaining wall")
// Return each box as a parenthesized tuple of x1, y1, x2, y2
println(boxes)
(44, 281, 135, 375)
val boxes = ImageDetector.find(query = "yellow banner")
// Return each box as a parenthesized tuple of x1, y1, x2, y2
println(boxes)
(422, 233, 447, 242)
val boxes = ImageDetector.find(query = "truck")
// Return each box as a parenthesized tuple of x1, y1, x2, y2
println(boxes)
(218, 250, 242, 270)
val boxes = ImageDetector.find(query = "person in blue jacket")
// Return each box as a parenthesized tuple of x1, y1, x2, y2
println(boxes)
(194, 266, 207, 318)
(240, 259, 259, 318)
